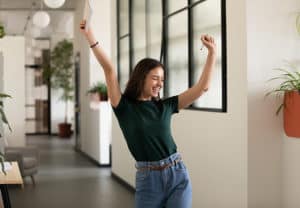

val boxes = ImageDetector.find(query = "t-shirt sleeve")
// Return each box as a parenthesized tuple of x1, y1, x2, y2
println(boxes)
(111, 94, 128, 117)
(162, 95, 179, 114)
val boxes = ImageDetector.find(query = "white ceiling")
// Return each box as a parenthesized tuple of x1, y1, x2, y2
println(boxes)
(0, 0, 78, 36)
(0, 0, 77, 10)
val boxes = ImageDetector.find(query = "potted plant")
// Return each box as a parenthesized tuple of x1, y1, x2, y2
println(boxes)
(43, 39, 74, 138)
(265, 64, 300, 137)
(0, 93, 12, 174)
(87, 82, 108, 102)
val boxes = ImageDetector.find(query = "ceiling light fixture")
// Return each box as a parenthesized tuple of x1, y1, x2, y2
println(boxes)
(33, 0, 50, 28)
(44, 0, 65, 9)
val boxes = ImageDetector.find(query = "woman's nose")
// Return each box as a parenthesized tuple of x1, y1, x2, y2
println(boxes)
(157, 80, 163, 87)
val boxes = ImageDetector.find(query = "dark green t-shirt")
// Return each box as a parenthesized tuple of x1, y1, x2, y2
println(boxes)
(112, 95, 179, 161)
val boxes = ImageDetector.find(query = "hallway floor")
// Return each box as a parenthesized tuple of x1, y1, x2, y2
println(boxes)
(8, 135, 134, 208)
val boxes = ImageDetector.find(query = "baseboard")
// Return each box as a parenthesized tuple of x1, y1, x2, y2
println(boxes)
(111, 172, 135, 193)
(76, 149, 111, 167)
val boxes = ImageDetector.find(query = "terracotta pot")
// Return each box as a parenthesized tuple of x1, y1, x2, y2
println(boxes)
(283, 90, 300, 138)
(100, 93, 108, 101)
(90, 92, 108, 102)
(58, 123, 72, 138)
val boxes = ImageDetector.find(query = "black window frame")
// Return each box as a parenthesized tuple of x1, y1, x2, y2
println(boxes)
(116, 0, 227, 113)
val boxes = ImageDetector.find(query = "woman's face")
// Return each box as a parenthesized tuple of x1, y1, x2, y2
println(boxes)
(142, 67, 164, 99)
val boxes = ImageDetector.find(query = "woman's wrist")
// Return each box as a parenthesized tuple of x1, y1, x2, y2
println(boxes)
(86, 31, 96, 45)
(208, 50, 216, 57)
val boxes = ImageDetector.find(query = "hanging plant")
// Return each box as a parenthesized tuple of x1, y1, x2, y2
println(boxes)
(0, 25, 5, 39)
(265, 62, 300, 137)
(265, 63, 300, 114)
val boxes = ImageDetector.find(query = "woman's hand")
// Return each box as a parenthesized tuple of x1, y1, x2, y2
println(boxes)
(80, 20, 97, 45)
(201, 34, 216, 54)
(79, 20, 92, 38)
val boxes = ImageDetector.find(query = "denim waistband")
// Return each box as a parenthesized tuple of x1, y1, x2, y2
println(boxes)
(135, 152, 182, 168)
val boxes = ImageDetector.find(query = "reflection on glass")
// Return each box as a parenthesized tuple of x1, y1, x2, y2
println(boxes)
(120, 0, 129, 36)
(147, 0, 162, 60)
(168, 11, 188, 97)
(192, 0, 222, 109)
(168, 0, 187, 14)
(120, 37, 130, 92)
(132, 0, 146, 66)
(132, 0, 162, 66)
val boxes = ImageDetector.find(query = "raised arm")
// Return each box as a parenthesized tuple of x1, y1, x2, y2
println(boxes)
(178, 35, 216, 110)
(80, 20, 121, 107)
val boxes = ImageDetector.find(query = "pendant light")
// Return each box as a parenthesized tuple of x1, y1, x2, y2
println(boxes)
(44, 0, 65, 9)
(33, 0, 50, 28)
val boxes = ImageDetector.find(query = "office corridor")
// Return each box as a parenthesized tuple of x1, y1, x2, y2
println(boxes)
(8, 136, 134, 208)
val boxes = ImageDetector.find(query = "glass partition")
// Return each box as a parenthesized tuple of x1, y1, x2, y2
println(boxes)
(191, 0, 224, 109)
(117, 0, 227, 112)
(167, 10, 189, 96)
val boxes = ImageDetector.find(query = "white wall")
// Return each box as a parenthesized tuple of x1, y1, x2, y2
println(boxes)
(112, 0, 248, 207)
(247, 0, 300, 207)
(0, 36, 25, 146)
(73, 0, 112, 163)
(247, 0, 300, 208)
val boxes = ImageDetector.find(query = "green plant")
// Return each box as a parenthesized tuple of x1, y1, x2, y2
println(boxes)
(0, 24, 5, 39)
(296, 13, 300, 36)
(87, 82, 108, 95)
(43, 39, 74, 123)
(265, 63, 300, 115)
(0, 93, 12, 175)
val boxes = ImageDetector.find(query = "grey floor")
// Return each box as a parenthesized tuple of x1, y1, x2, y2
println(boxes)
(8, 135, 134, 208)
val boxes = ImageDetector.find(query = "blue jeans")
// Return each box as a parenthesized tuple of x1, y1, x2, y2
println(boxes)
(135, 153, 192, 208)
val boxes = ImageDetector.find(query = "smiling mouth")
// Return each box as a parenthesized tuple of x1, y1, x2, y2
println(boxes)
(152, 87, 160, 93)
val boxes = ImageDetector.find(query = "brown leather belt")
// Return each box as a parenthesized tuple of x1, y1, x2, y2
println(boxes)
(136, 157, 182, 171)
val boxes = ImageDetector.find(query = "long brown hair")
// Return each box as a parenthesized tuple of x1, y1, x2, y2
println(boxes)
(123, 58, 164, 101)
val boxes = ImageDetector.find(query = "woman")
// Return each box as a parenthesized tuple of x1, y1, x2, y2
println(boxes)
(80, 20, 216, 208)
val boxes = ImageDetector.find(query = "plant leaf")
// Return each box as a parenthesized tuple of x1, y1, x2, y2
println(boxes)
(0, 93, 11, 99)
(0, 108, 12, 131)
(273, 68, 298, 80)
(0, 155, 6, 175)
(276, 103, 285, 115)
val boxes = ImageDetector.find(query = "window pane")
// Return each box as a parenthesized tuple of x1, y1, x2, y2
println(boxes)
(167, 11, 188, 97)
(120, 0, 129, 36)
(119, 37, 130, 92)
(168, 0, 187, 14)
(132, 0, 162, 66)
(132, 0, 147, 66)
(147, 0, 162, 59)
(192, 0, 223, 109)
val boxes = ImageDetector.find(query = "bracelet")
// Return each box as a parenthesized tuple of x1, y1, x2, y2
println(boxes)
(90, 41, 99, 48)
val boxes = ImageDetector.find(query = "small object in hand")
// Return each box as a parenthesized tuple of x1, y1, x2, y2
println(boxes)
(200, 44, 204, 50)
